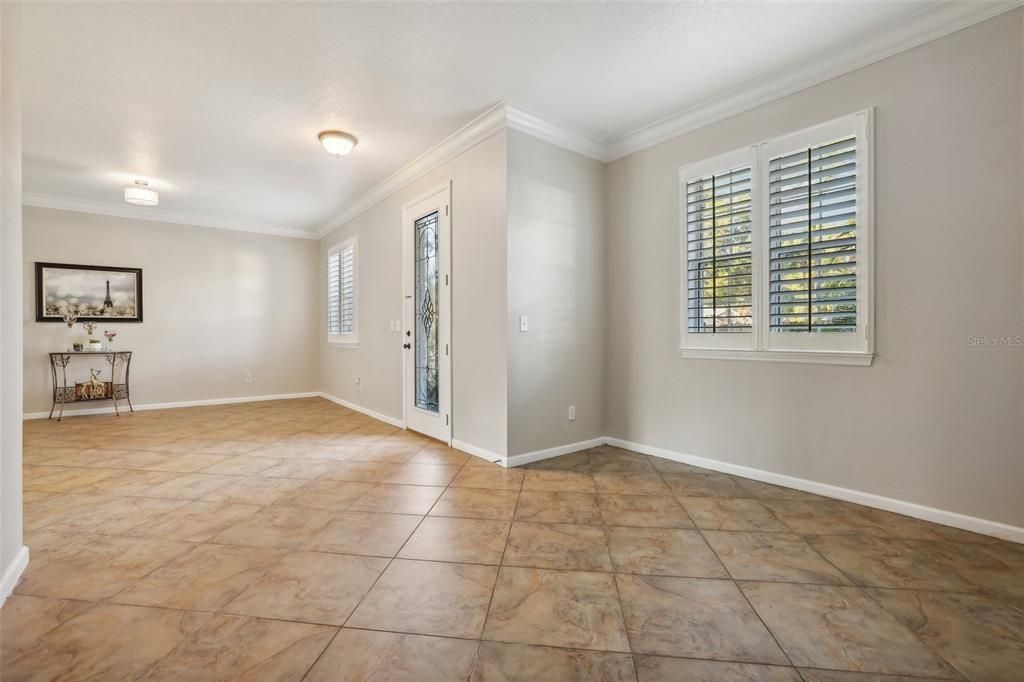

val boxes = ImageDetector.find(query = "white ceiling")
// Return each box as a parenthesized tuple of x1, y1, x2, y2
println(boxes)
(20, 1, 1013, 237)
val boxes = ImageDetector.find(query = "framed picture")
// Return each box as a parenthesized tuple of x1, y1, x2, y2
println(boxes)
(35, 262, 143, 322)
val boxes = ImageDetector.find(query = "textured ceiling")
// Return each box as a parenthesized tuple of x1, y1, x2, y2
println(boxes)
(22, 1, 953, 234)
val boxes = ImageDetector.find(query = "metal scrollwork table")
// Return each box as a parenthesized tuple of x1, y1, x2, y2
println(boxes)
(48, 351, 133, 421)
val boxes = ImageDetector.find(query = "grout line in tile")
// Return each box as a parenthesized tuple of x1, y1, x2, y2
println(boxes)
(856, 585, 973, 682)
(477, 471, 525, 645)
(332, 443, 474, 642)
(655, 463, 803, 668)
(296, 432, 440, 681)
(694, 525, 797, 668)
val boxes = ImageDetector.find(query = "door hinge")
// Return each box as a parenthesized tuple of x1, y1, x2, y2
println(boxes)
(445, 344, 449, 356)
(445, 274, 448, 286)
(445, 414, 449, 426)
(445, 204, 449, 216)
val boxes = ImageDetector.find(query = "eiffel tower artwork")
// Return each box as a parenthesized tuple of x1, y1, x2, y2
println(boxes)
(102, 279, 114, 312)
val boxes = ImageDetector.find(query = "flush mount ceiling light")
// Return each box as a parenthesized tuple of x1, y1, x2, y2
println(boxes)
(318, 130, 358, 157)
(124, 179, 159, 207)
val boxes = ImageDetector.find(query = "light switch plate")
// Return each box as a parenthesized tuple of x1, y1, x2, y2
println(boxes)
(519, 315, 528, 332)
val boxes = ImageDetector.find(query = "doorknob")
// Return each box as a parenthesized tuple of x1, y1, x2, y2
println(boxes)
(403, 343, 411, 349)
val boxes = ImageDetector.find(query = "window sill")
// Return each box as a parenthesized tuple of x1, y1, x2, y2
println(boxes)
(328, 338, 359, 349)
(680, 348, 873, 366)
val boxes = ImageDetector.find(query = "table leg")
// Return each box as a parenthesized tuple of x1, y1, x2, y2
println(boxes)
(57, 360, 67, 422)
(109, 354, 121, 416)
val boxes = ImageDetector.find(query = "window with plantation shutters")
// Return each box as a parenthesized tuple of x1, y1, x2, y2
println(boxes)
(327, 238, 358, 344)
(768, 136, 857, 333)
(681, 147, 758, 352)
(686, 165, 753, 334)
(679, 110, 873, 365)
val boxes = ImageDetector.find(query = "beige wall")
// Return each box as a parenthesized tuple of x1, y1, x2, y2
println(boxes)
(604, 11, 1024, 527)
(319, 131, 509, 457)
(2, 0, 25, 594)
(23, 207, 319, 415)
(507, 130, 605, 456)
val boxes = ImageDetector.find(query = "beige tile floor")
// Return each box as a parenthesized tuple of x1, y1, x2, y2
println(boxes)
(4, 397, 1023, 681)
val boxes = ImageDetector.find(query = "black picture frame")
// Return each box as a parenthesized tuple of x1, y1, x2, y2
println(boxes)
(35, 262, 144, 323)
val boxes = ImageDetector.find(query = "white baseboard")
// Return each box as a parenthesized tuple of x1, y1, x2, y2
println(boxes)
(0, 545, 29, 607)
(506, 437, 606, 468)
(317, 392, 405, 429)
(451, 439, 506, 466)
(494, 432, 1023, 543)
(604, 437, 1024, 545)
(23, 392, 321, 420)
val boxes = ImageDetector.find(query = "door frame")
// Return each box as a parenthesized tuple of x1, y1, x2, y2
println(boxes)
(401, 181, 452, 444)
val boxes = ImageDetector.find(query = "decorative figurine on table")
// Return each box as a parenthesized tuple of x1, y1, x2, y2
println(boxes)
(61, 308, 78, 328)
(85, 368, 106, 399)
(81, 321, 102, 351)
(103, 330, 117, 349)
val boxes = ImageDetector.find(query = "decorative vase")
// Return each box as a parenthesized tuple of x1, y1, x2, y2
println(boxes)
(87, 338, 103, 351)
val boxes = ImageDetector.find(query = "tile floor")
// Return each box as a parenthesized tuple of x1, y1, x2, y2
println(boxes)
(4, 398, 1023, 681)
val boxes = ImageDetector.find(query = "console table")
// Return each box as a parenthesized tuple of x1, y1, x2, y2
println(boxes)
(48, 351, 134, 420)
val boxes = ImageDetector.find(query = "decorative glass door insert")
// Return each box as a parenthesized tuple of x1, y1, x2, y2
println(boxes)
(414, 211, 440, 413)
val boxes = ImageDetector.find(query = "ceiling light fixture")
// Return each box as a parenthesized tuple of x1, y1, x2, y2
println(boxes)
(124, 179, 159, 207)
(318, 130, 358, 157)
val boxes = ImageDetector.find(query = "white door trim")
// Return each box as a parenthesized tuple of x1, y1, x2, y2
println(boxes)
(401, 182, 453, 444)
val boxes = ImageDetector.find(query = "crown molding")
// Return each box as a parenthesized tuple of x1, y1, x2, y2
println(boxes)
(604, 0, 1024, 161)
(504, 105, 607, 161)
(22, 192, 317, 240)
(317, 101, 605, 239)
(317, 102, 509, 238)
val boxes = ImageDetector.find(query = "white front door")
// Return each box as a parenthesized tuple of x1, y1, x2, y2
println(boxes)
(402, 183, 452, 443)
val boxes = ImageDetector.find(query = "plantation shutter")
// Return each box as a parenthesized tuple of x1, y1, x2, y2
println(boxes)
(685, 165, 753, 333)
(327, 251, 341, 335)
(768, 136, 857, 333)
(338, 243, 356, 334)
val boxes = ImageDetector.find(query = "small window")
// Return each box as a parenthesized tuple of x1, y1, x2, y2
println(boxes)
(327, 238, 357, 344)
(679, 110, 873, 365)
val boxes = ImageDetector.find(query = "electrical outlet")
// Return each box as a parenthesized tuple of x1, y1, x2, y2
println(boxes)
(568, 405, 576, 421)
(244, 372, 253, 383)
(355, 377, 363, 388)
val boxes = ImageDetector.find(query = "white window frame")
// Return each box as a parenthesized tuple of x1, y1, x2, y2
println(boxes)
(679, 109, 874, 366)
(327, 237, 359, 347)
